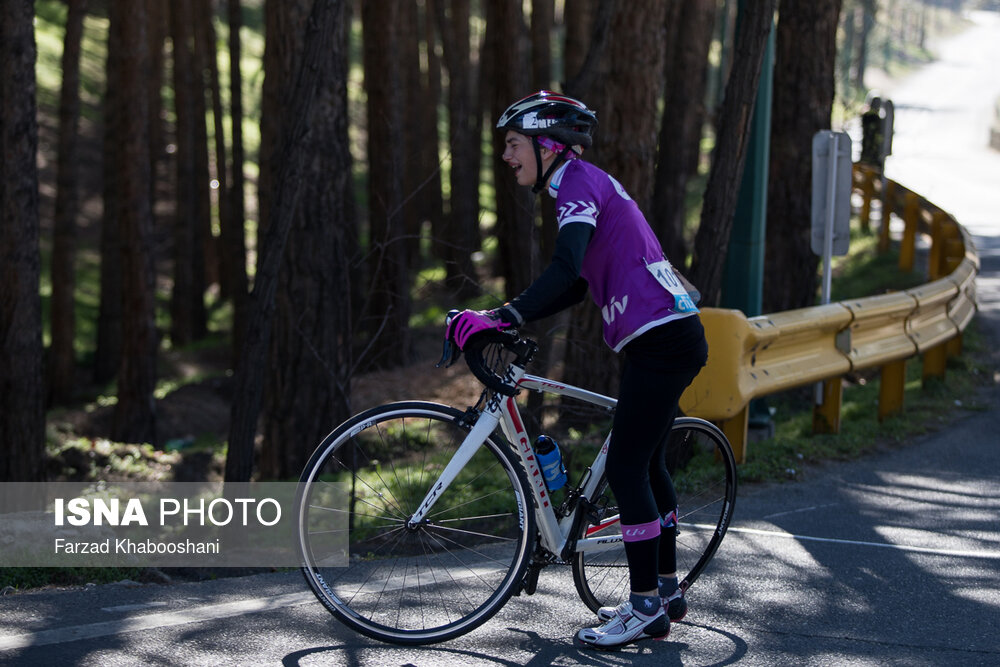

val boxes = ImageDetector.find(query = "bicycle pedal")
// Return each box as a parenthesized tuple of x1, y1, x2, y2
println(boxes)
(580, 498, 607, 525)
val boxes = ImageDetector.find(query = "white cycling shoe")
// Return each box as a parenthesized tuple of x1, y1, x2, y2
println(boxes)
(597, 588, 687, 623)
(575, 600, 669, 650)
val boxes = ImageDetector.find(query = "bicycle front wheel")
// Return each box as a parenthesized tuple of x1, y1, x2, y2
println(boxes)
(572, 417, 737, 613)
(297, 401, 535, 645)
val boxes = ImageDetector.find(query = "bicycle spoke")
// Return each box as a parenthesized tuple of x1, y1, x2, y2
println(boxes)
(573, 420, 736, 614)
(298, 403, 533, 644)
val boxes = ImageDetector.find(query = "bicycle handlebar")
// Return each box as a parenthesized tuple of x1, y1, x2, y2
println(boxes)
(436, 310, 538, 396)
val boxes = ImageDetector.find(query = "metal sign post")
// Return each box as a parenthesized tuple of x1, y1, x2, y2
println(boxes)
(812, 130, 853, 300)
(811, 129, 852, 404)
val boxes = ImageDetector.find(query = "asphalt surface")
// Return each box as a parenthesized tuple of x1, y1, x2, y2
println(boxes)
(2, 10, 999, 667)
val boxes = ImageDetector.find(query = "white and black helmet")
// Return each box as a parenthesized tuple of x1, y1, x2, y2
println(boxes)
(497, 90, 598, 149)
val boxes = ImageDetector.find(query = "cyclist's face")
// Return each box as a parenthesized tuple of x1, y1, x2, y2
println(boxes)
(503, 131, 551, 187)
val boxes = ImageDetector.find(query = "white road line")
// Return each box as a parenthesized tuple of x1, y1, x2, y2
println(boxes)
(725, 525, 1000, 560)
(0, 591, 315, 652)
(762, 503, 839, 520)
(100, 601, 169, 613)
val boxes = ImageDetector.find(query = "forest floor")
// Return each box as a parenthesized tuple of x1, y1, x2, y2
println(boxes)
(43, 322, 489, 483)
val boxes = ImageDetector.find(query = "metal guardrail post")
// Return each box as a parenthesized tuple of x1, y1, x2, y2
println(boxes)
(879, 179, 896, 253)
(946, 335, 963, 358)
(854, 165, 874, 232)
(878, 359, 907, 421)
(941, 220, 964, 274)
(720, 407, 749, 465)
(812, 377, 842, 434)
(928, 211, 947, 280)
(860, 176, 874, 231)
(899, 191, 920, 272)
(923, 343, 949, 383)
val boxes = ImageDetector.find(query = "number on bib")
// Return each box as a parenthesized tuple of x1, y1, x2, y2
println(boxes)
(646, 259, 699, 314)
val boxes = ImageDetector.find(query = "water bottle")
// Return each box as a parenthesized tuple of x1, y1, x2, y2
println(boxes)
(534, 435, 567, 491)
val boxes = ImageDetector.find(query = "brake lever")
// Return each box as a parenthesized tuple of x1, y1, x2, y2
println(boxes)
(436, 309, 463, 368)
(436, 338, 462, 368)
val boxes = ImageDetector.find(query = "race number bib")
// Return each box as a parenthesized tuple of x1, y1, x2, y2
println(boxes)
(645, 259, 699, 314)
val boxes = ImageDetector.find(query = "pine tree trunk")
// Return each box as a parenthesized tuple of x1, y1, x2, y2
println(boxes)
(855, 0, 877, 90)
(48, 0, 89, 406)
(169, 0, 208, 346)
(146, 0, 166, 178)
(531, 0, 553, 90)
(226, 0, 249, 365)
(95, 4, 124, 386)
(110, 0, 158, 445)
(224, 0, 341, 482)
(198, 0, 231, 297)
(259, 0, 354, 480)
(361, 0, 411, 369)
(0, 0, 46, 480)
(689, 0, 778, 307)
(486, 0, 535, 300)
(652, 0, 716, 268)
(400, 0, 424, 269)
(764, 0, 843, 313)
(418, 0, 445, 265)
(562, 0, 594, 86)
(435, 0, 482, 299)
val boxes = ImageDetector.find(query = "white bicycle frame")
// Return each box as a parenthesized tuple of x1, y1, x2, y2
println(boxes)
(408, 363, 626, 559)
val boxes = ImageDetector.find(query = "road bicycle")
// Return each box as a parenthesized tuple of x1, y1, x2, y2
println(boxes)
(295, 321, 737, 645)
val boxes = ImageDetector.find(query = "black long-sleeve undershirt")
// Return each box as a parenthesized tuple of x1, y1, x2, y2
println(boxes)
(508, 222, 594, 323)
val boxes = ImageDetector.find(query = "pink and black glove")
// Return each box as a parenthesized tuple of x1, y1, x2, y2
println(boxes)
(447, 307, 522, 350)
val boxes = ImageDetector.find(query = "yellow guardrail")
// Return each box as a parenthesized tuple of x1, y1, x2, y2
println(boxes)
(680, 164, 980, 463)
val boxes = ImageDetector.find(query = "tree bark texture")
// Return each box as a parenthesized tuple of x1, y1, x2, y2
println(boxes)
(764, 0, 843, 313)
(652, 0, 716, 268)
(198, 0, 232, 298)
(435, 0, 482, 298)
(530, 0, 554, 90)
(95, 2, 124, 386)
(486, 0, 536, 300)
(109, 0, 158, 445)
(169, 0, 208, 346)
(260, 0, 354, 480)
(0, 0, 46, 480)
(689, 0, 778, 307)
(226, 0, 250, 366)
(225, 0, 341, 482)
(48, 0, 89, 406)
(361, 0, 411, 369)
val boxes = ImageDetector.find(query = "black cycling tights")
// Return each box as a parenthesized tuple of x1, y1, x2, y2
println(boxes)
(604, 316, 708, 593)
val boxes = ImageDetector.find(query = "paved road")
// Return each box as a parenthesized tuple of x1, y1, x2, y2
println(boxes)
(3, 11, 1000, 667)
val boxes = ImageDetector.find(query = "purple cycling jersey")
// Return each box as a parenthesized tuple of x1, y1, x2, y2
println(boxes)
(548, 159, 696, 352)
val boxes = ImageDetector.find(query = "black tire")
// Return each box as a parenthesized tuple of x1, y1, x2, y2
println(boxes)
(572, 417, 737, 613)
(296, 402, 535, 645)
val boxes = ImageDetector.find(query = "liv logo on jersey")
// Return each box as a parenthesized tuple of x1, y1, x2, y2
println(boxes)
(601, 295, 628, 324)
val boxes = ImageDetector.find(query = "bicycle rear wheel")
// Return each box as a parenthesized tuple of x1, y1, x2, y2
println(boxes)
(297, 401, 535, 645)
(572, 417, 737, 613)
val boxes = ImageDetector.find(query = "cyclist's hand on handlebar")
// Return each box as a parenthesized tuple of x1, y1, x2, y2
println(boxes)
(436, 306, 522, 369)
(447, 306, 522, 350)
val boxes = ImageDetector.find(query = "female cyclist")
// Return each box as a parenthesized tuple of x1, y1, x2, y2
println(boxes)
(448, 90, 708, 650)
